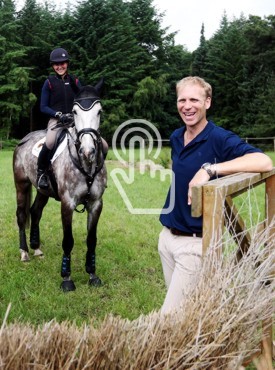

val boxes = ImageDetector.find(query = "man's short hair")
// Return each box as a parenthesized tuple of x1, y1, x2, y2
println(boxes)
(176, 76, 212, 99)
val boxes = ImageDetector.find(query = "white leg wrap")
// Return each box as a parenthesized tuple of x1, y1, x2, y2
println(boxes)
(34, 249, 44, 257)
(20, 249, 30, 262)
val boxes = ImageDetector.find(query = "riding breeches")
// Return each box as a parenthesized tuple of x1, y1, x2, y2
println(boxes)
(45, 118, 109, 155)
(45, 118, 63, 150)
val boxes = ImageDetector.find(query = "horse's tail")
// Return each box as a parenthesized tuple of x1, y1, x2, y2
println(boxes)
(25, 183, 32, 229)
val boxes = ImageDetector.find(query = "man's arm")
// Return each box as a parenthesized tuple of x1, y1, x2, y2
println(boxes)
(213, 152, 273, 176)
(188, 153, 273, 205)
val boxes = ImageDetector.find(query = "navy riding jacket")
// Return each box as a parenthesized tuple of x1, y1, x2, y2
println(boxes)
(159, 120, 262, 234)
(40, 73, 81, 118)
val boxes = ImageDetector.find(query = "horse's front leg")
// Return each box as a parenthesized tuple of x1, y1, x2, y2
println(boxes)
(60, 202, 76, 292)
(15, 181, 32, 262)
(86, 200, 103, 287)
(30, 191, 49, 257)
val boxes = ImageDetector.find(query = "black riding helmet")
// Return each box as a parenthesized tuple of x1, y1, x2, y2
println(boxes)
(50, 48, 69, 64)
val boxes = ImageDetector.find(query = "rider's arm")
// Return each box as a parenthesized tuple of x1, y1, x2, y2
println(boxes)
(40, 79, 58, 118)
(76, 78, 82, 88)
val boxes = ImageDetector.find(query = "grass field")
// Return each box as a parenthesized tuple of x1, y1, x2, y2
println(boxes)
(0, 150, 168, 326)
(0, 148, 274, 328)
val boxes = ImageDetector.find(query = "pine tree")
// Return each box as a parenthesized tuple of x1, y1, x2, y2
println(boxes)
(203, 14, 249, 132)
(192, 23, 207, 76)
(0, 0, 36, 138)
(74, 0, 152, 135)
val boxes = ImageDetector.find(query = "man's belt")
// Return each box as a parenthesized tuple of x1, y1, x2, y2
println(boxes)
(170, 227, 202, 238)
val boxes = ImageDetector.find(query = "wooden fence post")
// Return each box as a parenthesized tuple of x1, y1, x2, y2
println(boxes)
(260, 172, 275, 368)
(192, 168, 275, 368)
(202, 185, 225, 257)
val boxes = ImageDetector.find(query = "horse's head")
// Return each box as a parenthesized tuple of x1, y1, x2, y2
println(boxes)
(72, 78, 104, 163)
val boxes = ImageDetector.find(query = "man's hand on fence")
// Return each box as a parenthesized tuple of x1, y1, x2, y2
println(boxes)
(188, 169, 210, 205)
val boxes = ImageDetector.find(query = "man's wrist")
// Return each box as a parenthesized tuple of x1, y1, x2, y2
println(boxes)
(211, 163, 218, 176)
(201, 162, 216, 177)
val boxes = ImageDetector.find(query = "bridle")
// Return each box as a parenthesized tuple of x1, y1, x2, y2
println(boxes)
(67, 96, 104, 213)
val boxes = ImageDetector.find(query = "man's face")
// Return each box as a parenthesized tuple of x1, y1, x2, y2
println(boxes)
(52, 61, 68, 76)
(177, 83, 211, 128)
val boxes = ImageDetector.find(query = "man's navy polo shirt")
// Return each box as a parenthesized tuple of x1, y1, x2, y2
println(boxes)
(159, 120, 262, 233)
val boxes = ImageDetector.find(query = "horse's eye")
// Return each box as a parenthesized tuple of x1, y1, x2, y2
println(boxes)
(98, 110, 102, 116)
(72, 109, 77, 115)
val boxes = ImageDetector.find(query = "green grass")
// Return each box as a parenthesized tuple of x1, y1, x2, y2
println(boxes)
(0, 150, 167, 326)
(0, 149, 274, 328)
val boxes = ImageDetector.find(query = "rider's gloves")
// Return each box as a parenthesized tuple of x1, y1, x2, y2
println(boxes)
(55, 112, 71, 124)
(55, 111, 62, 119)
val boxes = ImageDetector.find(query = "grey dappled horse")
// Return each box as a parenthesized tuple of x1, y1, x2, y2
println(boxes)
(13, 80, 107, 291)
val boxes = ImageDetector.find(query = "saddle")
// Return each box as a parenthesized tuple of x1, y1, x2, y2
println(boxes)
(32, 129, 67, 161)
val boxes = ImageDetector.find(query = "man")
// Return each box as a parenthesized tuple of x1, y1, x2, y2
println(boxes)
(158, 76, 273, 314)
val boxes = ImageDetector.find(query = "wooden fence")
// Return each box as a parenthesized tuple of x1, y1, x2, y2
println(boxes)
(245, 137, 275, 152)
(191, 168, 275, 369)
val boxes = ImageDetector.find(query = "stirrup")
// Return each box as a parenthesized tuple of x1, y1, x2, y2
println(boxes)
(37, 171, 48, 189)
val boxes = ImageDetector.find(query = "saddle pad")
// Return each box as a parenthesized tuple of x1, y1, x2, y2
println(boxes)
(32, 136, 67, 163)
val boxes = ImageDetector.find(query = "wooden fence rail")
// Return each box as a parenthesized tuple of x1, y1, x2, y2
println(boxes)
(191, 168, 275, 369)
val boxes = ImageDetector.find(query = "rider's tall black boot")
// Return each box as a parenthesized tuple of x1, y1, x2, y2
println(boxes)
(37, 143, 51, 189)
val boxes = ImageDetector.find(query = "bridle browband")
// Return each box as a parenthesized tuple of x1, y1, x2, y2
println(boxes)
(67, 97, 104, 213)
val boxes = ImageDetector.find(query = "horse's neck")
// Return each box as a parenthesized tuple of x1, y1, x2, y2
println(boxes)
(69, 127, 77, 140)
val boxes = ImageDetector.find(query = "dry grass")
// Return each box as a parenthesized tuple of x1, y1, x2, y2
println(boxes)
(0, 218, 274, 370)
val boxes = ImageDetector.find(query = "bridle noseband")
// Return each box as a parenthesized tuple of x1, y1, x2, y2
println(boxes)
(75, 127, 101, 148)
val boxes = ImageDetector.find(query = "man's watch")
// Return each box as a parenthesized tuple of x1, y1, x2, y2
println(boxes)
(201, 162, 215, 177)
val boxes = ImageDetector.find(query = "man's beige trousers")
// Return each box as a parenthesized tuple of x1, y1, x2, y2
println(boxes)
(158, 226, 202, 314)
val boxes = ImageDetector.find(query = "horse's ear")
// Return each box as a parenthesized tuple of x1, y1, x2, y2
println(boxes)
(94, 77, 104, 97)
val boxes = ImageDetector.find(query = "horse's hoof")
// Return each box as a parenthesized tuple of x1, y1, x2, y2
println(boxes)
(20, 249, 30, 262)
(33, 249, 44, 258)
(89, 275, 102, 287)
(60, 280, 76, 292)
